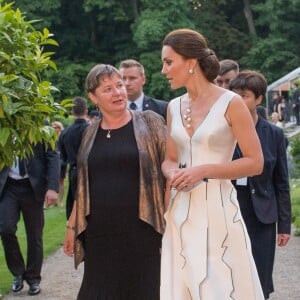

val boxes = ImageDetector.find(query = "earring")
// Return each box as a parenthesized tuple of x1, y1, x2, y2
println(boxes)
(188, 68, 194, 75)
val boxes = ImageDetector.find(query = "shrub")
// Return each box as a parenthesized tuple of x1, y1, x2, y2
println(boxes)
(0, 1, 67, 168)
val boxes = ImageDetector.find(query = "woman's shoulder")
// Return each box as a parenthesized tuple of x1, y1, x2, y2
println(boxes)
(167, 95, 185, 111)
(170, 94, 184, 103)
(140, 110, 165, 125)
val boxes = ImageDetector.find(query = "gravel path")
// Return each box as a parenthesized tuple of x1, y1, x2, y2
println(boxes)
(3, 233, 300, 299)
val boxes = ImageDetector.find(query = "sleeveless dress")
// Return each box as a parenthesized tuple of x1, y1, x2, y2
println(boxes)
(160, 91, 264, 300)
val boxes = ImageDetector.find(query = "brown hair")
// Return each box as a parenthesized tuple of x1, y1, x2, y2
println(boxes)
(219, 59, 239, 75)
(72, 97, 87, 116)
(229, 70, 267, 99)
(162, 29, 220, 82)
(119, 59, 145, 75)
(85, 64, 121, 93)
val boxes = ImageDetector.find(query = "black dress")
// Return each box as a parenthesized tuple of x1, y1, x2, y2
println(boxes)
(77, 120, 161, 300)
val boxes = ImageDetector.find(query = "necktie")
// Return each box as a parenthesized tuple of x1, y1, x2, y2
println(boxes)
(19, 158, 26, 177)
(129, 102, 137, 110)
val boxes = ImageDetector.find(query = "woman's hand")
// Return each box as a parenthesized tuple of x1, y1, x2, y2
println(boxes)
(169, 166, 207, 191)
(63, 228, 75, 256)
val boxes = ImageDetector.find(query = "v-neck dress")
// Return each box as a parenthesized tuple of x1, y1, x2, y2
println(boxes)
(160, 91, 264, 300)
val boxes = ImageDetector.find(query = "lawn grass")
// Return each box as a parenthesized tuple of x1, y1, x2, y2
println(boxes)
(290, 179, 300, 235)
(0, 205, 67, 296)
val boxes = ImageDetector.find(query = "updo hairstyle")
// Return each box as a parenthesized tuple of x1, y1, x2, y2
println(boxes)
(162, 29, 220, 82)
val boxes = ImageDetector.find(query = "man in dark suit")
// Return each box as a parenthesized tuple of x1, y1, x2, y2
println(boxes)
(0, 142, 60, 295)
(58, 97, 89, 219)
(230, 70, 291, 299)
(119, 59, 168, 119)
(214, 59, 239, 90)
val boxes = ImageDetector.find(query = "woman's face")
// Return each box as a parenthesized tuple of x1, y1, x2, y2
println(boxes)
(161, 45, 191, 89)
(88, 74, 127, 114)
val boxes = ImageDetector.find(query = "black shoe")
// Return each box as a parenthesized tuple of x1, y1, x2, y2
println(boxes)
(28, 283, 41, 296)
(12, 275, 24, 293)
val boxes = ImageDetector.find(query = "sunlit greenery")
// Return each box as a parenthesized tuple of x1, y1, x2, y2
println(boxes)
(0, 1, 70, 168)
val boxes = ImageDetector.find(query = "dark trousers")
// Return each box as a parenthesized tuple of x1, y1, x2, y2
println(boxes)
(0, 178, 44, 284)
(237, 187, 276, 299)
(66, 167, 77, 220)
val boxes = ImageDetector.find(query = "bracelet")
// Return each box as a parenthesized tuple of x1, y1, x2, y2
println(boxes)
(66, 222, 75, 231)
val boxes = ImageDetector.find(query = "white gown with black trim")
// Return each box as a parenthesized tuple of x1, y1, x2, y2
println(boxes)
(160, 91, 264, 300)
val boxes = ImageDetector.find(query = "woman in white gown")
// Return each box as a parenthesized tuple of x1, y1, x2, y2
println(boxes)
(160, 29, 265, 300)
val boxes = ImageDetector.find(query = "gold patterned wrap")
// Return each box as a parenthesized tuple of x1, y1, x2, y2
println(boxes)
(73, 110, 167, 268)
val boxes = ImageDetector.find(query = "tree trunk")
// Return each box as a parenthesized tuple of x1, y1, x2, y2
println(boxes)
(131, 0, 139, 18)
(243, 0, 257, 37)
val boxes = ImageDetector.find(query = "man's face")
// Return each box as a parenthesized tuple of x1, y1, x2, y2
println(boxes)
(233, 88, 262, 115)
(119, 66, 146, 101)
(215, 70, 238, 90)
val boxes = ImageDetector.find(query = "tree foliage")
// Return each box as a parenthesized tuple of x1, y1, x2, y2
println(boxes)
(10, 0, 300, 100)
(241, 0, 300, 82)
(0, 1, 67, 168)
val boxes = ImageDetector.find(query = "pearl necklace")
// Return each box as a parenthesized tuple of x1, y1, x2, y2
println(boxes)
(183, 98, 192, 128)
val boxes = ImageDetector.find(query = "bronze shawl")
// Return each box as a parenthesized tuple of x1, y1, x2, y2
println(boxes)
(73, 110, 166, 268)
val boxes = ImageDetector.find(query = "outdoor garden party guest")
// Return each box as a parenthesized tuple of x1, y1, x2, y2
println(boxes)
(160, 28, 265, 299)
(51, 121, 67, 207)
(58, 97, 89, 219)
(214, 59, 239, 89)
(63, 64, 166, 299)
(119, 59, 168, 119)
(0, 143, 59, 296)
(230, 70, 291, 299)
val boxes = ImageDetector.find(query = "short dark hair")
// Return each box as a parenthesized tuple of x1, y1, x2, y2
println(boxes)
(219, 59, 239, 75)
(85, 64, 121, 93)
(119, 59, 145, 75)
(229, 70, 267, 99)
(89, 110, 100, 117)
(256, 105, 267, 119)
(162, 28, 220, 82)
(72, 97, 87, 116)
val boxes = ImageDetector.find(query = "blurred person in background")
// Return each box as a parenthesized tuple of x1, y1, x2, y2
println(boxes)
(230, 70, 291, 299)
(0, 143, 59, 296)
(119, 59, 168, 119)
(58, 97, 89, 219)
(51, 121, 66, 207)
(215, 59, 239, 89)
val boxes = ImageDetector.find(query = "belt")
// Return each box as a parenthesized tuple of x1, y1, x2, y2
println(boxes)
(7, 177, 30, 184)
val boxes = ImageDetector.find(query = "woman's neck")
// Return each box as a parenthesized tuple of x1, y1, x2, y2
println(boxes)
(101, 109, 132, 130)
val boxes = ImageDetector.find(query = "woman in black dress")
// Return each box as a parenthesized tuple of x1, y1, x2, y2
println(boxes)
(63, 64, 166, 299)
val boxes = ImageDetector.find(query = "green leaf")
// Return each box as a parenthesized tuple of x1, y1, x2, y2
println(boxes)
(0, 127, 10, 146)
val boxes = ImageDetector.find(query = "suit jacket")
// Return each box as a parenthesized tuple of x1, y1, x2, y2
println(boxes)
(233, 117, 291, 234)
(0, 143, 60, 203)
(142, 95, 168, 120)
(58, 118, 89, 167)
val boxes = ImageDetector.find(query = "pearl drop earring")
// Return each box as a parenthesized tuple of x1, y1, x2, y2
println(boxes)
(188, 68, 194, 75)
